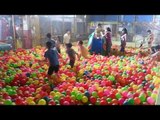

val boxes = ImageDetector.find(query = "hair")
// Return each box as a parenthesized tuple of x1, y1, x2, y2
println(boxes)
(66, 29, 70, 33)
(122, 28, 128, 34)
(98, 23, 102, 27)
(66, 43, 72, 48)
(57, 36, 61, 42)
(46, 41, 52, 49)
(147, 30, 151, 33)
(57, 36, 60, 40)
(46, 33, 51, 38)
(107, 27, 111, 32)
(78, 40, 83, 45)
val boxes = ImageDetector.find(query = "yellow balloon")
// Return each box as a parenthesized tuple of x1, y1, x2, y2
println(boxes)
(38, 99, 46, 105)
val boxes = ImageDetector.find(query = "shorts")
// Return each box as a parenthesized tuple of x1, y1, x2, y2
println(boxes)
(48, 65, 59, 75)
(69, 60, 75, 68)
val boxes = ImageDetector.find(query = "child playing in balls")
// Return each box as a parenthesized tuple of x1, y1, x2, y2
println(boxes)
(66, 43, 79, 68)
(77, 40, 89, 59)
(145, 50, 160, 66)
(44, 41, 62, 86)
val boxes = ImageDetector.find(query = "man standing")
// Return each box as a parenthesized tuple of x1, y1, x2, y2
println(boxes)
(63, 30, 71, 45)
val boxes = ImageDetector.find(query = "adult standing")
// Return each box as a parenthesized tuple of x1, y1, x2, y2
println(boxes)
(90, 23, 104, 54)
(104, 27, 112, 56)
(151, 31, 159, 54)
(146, 30, 154, 53)
(16, 24, 23, 48)
(63, 30, 71, 45)
(120, 28, 128, 53)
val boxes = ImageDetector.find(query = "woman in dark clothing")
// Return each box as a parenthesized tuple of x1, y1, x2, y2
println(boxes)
(105, 27, 112, 56)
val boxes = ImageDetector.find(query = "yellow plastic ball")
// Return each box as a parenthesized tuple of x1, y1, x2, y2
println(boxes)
(50, 91, 55, 97)
(26, 97, 34, 103)
(34, 80, 39, 85)
(151, 93, 157, 101)
(38, 99, 46, 105)
(82, 96, 88, 103)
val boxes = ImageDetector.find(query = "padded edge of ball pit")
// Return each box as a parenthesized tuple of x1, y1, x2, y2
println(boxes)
(155, 88, 160, 105)
(0, 43, 12, 51)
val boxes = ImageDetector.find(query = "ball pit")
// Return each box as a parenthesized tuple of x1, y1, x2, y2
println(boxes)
(0, 46, 160, 105)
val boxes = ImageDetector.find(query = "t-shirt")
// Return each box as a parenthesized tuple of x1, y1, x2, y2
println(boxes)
(44, 49, 59, 66)
(63, 33, 71, 44)
(66, 48, 76, 61)
(47, 39, 56, 48)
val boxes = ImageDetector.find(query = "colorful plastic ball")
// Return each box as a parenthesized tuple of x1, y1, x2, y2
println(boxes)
(38, 99, 46, 105)
(63, 101, 70, 105)
(147, 91, 152, 97)
(108, 75, 115, 82)
(151, 93, 157, 101)
(28, 101, 36, 105)
(118, 98, 125, 105)
(4, 100, 13, 105)
(76, 93, 83, 100)
(54, 95, 60, 101)
(92, 91, 98, 98)
(95, 100, 100, 105)
(84, 91, 90, 98)
(82, 96, 88, 103)
(147, 97, 155, 105)
(106, 98, 112, 103)
(127, 98, 134, 105)
(139, 93, 146, 103)
(115, 93, 121, 100)
(90, 96, 97, 104)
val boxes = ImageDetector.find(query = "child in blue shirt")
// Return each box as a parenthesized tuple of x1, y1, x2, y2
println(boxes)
(44, 41, 61, 86)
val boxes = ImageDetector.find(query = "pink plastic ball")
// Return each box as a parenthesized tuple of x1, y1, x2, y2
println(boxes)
(147, 97, 155, 105)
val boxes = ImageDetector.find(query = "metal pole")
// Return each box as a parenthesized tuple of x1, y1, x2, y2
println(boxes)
(62, 15, 64, 43)
(50, 16, 52, 36)
(12, 15, 16, 49)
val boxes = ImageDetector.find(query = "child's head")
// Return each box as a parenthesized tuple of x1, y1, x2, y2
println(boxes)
(46, 41, 52, 49)
(98, 23, 102, 28)
(122, 28, 128, 35)
(66, 43, 72, 49)
(66, 30, 71, 34)
(78, 40, 83, 46)
(46, 33, 51, 39)
(106, 27, 111, 32)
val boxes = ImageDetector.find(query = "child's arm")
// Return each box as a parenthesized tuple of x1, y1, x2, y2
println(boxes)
(75, 52, 80, 60)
